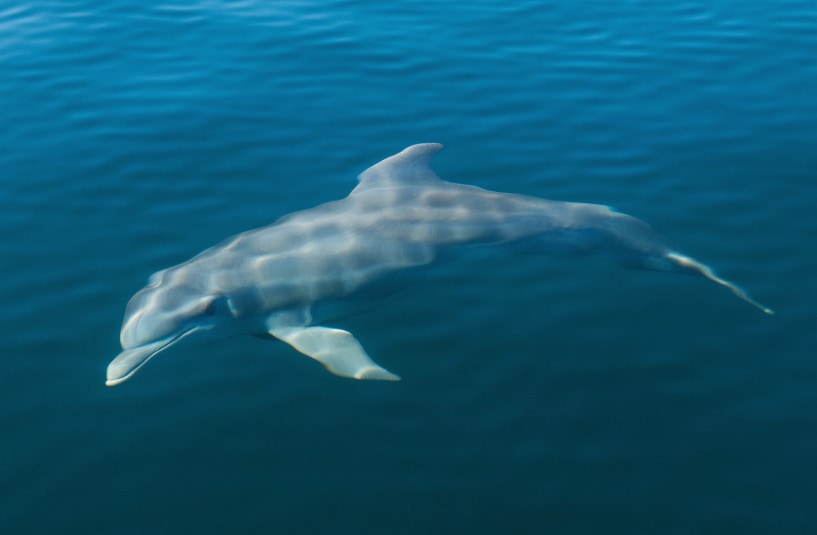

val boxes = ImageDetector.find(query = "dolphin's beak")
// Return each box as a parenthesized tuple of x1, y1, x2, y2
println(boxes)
(106, 327, 202, 386)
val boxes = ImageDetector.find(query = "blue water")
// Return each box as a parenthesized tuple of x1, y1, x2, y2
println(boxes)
(2, 1, 816, 533)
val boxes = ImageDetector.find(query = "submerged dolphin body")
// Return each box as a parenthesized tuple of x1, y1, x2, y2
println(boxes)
(106, 144, 772, 386)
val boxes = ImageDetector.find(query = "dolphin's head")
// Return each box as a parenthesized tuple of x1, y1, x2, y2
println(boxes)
(106, 269, 236, 386)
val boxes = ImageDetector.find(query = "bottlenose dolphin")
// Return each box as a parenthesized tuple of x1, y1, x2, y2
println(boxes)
(106, 143, 772, 386)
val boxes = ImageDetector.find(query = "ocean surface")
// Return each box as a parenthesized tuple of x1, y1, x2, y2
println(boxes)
(2, 1, 816, 533)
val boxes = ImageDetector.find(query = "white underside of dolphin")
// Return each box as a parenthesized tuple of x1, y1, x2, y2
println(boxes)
(106, 143, 773, 386)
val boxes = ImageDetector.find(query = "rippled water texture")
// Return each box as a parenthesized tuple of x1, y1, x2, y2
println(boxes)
(2, 1, 816, 533)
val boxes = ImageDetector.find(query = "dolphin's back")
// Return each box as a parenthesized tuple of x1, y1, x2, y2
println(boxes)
(174, 143, 614, 317)
(176, 191, 470, 313)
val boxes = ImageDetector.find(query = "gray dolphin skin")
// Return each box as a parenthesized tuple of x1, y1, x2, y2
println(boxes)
(106, 143, 773, 386)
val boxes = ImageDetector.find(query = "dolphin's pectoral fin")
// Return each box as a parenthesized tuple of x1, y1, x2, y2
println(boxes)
(268, 325, 401, 381)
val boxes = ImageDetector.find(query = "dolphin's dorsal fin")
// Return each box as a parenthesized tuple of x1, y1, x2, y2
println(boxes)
(352, 143, 444, 194)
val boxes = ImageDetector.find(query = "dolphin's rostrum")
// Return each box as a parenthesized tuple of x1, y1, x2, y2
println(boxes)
(106, 144, 773, 386)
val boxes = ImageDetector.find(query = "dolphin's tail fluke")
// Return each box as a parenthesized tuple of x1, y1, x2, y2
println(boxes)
(666, 252, 774, 315)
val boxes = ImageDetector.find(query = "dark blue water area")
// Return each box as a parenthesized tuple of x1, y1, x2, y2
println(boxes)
(2, 0, 816, 533)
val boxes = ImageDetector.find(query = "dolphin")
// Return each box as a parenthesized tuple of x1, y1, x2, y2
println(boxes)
(106, 143, 773, 386)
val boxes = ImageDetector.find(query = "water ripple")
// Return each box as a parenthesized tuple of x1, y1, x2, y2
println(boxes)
(2, 0, 816, 533)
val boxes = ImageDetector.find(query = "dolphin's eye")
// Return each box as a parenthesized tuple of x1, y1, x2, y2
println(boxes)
(203, 299, 218, 316)
(203, 296, 229, 316)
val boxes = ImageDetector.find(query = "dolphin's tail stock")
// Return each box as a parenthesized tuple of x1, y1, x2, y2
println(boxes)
(666, 252, 774, 315)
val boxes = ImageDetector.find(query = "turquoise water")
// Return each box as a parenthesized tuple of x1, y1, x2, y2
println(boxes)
(2, 1, 816, 533)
